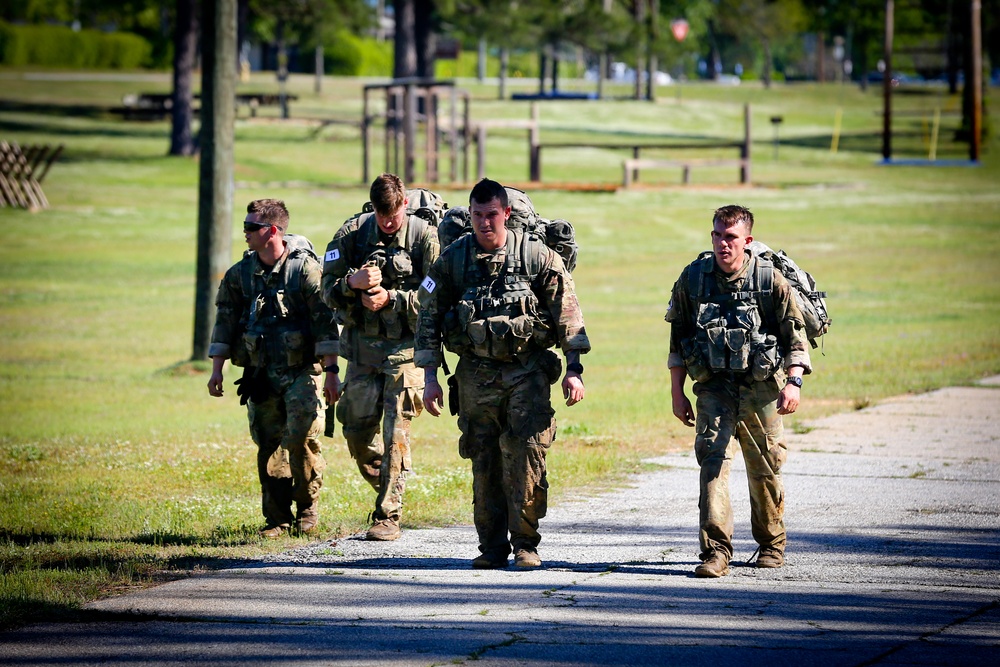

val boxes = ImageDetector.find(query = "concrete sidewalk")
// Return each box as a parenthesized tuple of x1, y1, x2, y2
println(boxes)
(5, 380, 1000, 666)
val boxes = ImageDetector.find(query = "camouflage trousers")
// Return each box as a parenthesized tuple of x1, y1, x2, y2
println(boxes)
(692, 374, 787, 561)
(455, 356, 556, 558)
(247, 368, 326, 528)
(337, 359, 423, 521)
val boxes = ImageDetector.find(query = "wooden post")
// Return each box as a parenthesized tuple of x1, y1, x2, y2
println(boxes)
(192, 0, 236, 360)
(477, 125, 487, 180)
(741, 103, 752, 184)
(404, 83, 416, 183)
(971, 0, 982, 161)
(362, 87, 370, 184)
(632, 146, 640, 184)
(529, 102, 540, 182)
(449, 86, 458, 183)
(426, 88, 438, 183)
(883, 0, 894, 162)
(463, 94, 471, 183)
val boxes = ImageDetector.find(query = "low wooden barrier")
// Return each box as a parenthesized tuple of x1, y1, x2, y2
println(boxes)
(0, 141, 63, 211)
(622, 156, 750, 186)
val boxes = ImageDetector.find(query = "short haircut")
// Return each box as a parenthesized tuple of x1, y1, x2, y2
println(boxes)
(247, 199, 289, 233)
(713, 204, 754, 234)
(369, 173, 407, 216)
(469, 178, 508, 208)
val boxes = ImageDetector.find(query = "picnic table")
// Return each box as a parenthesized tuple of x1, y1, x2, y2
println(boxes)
(111, 92, 299, 121)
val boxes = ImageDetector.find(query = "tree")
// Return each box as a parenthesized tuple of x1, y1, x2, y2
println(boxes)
(717, 0, 807, 87)
(169, 0, 198, 157)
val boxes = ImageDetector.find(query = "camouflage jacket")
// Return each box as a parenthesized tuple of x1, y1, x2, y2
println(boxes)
(666, 249, 811, 382)
(321, 212, 439, 366)
(209, 244, 339, 371)
(414, 228, 590, 369)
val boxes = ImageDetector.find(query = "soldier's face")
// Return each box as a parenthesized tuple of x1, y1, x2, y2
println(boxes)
(711, 219, 752, 273)
(470, 197, 510, 250)
(244, 213, 271, 252)
(375, 199, 408, 235)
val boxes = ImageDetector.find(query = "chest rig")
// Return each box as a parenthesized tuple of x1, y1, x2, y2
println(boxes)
(443, 230, 556, 362)
(347, 213, 429, 339)
(683, 252, 781, 382)
(239, 249, 315, 369)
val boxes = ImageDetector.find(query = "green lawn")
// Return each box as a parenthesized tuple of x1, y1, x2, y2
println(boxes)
(1, 68, 999, 629)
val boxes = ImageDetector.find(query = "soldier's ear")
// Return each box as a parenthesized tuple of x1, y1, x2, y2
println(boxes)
(746, 234, 753, 244)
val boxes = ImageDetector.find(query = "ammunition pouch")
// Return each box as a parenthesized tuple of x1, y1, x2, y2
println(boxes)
(750, 333, 781, 382)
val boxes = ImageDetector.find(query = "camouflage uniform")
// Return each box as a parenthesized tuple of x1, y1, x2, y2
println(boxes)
(415, 229, 590, 559)
(321, 212, 439, 523)
(210, 243, 338, 529)
(666, 249, 811, 561)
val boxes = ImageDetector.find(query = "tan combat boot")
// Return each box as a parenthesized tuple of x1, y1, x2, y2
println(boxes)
(694, 552, 730, 578)
(366, 517, 401, 541)
(514, 548, 542, 568)
(755, 547, 785, 568)
(259, 523, 289, 539)
(295, 505, 319, 535)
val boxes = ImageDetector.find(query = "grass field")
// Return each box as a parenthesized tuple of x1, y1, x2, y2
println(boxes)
(1, 68, 999, 629)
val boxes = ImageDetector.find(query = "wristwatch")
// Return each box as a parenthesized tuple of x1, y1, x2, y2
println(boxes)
(786, 376, 803, 388)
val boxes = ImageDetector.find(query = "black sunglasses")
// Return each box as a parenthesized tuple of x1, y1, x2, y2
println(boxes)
(243, 221, 270, 232)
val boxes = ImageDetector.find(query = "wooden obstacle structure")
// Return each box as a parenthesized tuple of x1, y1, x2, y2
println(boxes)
(0, 141, 62, 211)
(361, 78, 471, 185)
(617, 104, 752, 186)
(472, 103, 752, 187)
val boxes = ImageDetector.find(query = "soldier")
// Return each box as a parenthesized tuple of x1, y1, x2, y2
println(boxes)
(321, 174, 440, 541)
(207, 199, 340, 539)
(415, 178, 590, 569)
(665, 205, 811, 577)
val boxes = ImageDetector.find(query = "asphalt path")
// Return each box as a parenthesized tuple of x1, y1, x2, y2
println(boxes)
(5, 378, 999, 666)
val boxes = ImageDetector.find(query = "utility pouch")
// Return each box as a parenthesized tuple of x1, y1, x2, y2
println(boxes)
(751, 334, 781, 382)
(681, 337, 713, 383)
(447, 374, 460, 416)
(282, 330, 306, 367)
(538, 349, 563, 385)
(242, 332, 263, 367)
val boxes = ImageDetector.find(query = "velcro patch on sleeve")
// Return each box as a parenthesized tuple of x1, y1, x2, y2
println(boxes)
(421, 276, 436, 293)
(324, 249, 340, 263)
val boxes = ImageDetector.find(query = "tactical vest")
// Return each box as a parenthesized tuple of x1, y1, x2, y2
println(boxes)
(680, 252, 782, 383)
(442, 230, 557, 362)
(338, 212, 431, 340)
(237, 247, 317, 370)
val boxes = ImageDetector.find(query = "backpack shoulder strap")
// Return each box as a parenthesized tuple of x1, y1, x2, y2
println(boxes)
(753, 253, 778, 333)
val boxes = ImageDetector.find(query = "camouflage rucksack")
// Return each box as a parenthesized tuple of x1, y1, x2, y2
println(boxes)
(437, 187, 579, 272)
(748, 240, 831, 348)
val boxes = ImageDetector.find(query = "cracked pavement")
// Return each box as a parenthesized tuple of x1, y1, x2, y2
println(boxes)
(5, 378, 999, 666)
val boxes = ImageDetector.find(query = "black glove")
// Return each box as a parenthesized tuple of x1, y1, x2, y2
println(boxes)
(234, 367, 271, 406)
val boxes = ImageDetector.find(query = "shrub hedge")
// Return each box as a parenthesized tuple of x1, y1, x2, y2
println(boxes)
(321, 30, 393, 77)
(0, 22, 152, 69)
